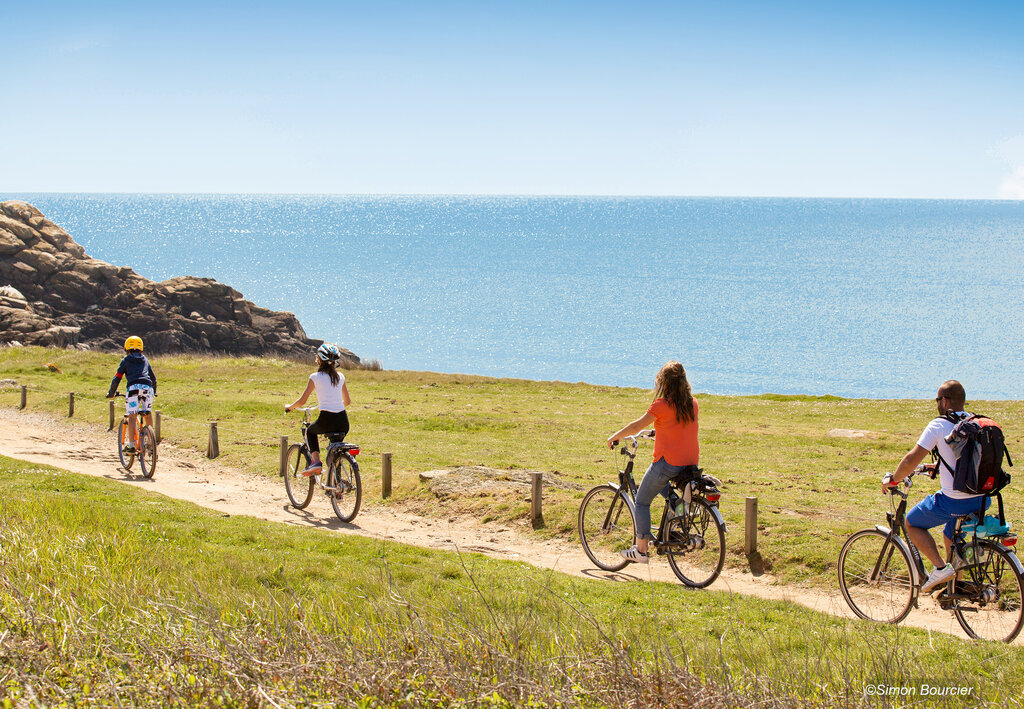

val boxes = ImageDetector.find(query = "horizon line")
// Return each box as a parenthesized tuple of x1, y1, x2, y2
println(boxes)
(5, 190, 1023, 203)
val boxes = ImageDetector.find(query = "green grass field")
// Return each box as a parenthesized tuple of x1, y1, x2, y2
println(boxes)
(3, 454, 1023, 707)
(3, 346, 1023, 586)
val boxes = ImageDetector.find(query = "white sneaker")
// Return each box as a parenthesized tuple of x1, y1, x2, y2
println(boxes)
(921, 564, 956, 593)
(620, 545, 649, 564)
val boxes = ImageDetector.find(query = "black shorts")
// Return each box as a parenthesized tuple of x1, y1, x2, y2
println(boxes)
(306, 410, 349, 454)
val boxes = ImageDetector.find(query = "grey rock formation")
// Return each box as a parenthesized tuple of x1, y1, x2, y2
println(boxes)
(0, 201, 359, 363)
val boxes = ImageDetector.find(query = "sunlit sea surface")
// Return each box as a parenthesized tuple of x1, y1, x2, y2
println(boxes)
(11, 194, 1024, 398)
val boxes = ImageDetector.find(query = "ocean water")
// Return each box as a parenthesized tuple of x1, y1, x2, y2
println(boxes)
(8, 193, 1024, 399)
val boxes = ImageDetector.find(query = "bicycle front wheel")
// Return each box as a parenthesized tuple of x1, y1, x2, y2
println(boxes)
(284, 444, 315, 509)
(952, 541, 1024, 643)
(138, 426, 157, 479)
(328, 453, 361, 523)
(117, 419, 135, 470)
(578, 485, 635, 572)
(664, 498, 726, 588)
(838, 529, 916, 624)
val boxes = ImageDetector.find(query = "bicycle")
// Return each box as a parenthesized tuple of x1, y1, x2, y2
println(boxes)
(283, 407, 362, 523)
(838, 466, 1024, 642)
(112, 392, 157, 479)
(578, 430, 727, 588)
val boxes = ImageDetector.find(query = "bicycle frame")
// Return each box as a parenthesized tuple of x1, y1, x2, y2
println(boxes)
(294, 408, 331, 491)
(872, 475, 1024, 606)
(120, 417, 142, 447)
(874, 485, 927, 596)
(292, 407, 358, 493)
(606, 431, 725, 546)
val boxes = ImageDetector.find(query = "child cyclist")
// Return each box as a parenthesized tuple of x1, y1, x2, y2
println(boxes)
(607, 361, 700, 564)
(106, 336, 157, 454)
(285, 343, 352, 475)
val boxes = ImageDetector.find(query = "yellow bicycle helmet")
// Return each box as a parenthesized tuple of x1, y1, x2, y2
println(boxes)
(124, 336, 144, 352)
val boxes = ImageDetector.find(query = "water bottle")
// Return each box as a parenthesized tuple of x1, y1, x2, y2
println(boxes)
(676, 482, 694, 517)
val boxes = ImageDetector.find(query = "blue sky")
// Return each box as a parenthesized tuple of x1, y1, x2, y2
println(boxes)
(3, 1, 1023, 198)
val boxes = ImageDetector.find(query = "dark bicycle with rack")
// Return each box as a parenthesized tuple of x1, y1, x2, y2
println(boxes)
(578, 429, 727, 588)
(283, 406, 362, 523)
(111, 392, 157, 479)
(838, 465, 1024, 642)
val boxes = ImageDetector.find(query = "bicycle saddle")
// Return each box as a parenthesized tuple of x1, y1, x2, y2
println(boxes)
(669, 466, 702, 488)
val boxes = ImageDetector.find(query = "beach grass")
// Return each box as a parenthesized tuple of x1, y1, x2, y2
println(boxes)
(2, 453, 1023, 707)
(3, 346, 1023, 586)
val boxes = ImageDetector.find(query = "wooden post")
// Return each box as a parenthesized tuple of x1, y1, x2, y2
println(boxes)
(744, 497, 758, 556)
(531, 472, 543, 526)
(207, 422, 219, 459)
(20, 386, 27, 410)
(382, 452, 392, 498)
(67, 392, 74, 417)
(154, 411, 162, 443)
(279, 436, 289, 477)
(108, 399, 116, 430)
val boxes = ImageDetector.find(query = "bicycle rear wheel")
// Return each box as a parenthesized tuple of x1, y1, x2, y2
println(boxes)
(952, 541, 1024, 643)
(138, 426, 157, 479)
(117, 419, 135, 470)
(284, 444, 315, 509)
(664, 498, 726, 588)
(838, 529, 916, 624)
(578, 485, 634, 572)
(328, 453, 361, 523)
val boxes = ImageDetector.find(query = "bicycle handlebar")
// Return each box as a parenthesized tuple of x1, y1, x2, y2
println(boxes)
(611, 429, 655, 448)
(284, 405, 317, 422)
(886, 463, 941, 493)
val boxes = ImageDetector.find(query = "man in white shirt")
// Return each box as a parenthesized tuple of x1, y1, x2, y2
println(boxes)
(882, 380, 989, 593)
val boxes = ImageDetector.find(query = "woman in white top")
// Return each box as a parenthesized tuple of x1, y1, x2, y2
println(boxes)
(285, 343, 352, 475)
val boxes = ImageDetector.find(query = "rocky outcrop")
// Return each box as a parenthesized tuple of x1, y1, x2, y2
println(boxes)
(0, 201, 359, 363)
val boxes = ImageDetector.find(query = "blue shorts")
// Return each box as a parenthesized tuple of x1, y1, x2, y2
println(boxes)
(906, 492, 990, 540)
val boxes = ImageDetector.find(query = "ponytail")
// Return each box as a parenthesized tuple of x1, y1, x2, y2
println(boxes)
(318, 358, 340, 387)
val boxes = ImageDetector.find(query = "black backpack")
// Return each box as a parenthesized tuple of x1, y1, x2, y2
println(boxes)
(934, 412, 1013, 496)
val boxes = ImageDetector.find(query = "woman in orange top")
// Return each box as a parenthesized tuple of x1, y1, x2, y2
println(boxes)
(607, 361, 699, 564)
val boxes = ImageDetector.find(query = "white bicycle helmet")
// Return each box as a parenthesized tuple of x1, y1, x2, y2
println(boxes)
(317, 342, 342, 364)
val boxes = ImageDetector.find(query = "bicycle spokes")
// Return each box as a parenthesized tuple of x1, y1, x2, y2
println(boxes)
(951, 542, 1024, 642)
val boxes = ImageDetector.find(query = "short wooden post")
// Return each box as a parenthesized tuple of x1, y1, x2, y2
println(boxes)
(279, 436, 289, 477)
(207, 422, 219, 459)
(382, 452, 392, 498)
(20, 386, 27, 410)
(67, 392, 74, 417)
(531, 472, 543, 526)
(154, 411, 162, 443)
(108, 399, 116, 430)
(744, 497, 758, 556)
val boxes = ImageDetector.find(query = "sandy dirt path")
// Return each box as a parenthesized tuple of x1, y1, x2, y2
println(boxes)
(0, 408, 992, 642)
